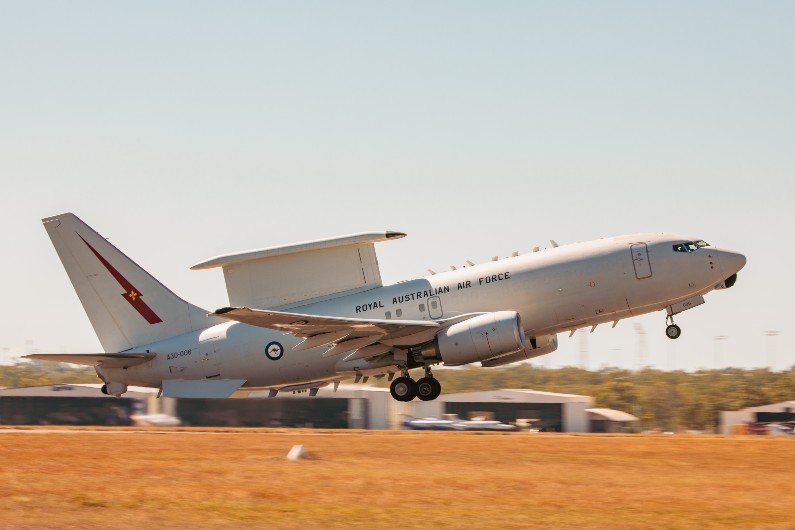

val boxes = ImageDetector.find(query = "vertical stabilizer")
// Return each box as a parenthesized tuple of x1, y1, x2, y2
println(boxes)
(43, 213, 221, 352)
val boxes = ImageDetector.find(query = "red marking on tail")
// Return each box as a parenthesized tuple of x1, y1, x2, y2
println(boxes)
(78, 234, 163, 324)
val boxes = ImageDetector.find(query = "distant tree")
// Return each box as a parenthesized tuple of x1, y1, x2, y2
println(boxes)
(0, 361, 97, 388)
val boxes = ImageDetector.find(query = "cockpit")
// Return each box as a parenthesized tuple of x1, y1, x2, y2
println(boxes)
(672, 240, 710, 253)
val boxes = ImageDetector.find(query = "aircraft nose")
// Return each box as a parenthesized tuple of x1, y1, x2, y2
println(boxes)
(716, 248, 747, 276)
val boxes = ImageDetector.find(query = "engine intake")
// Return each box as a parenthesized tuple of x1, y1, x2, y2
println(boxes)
(437, 311, 525, 366)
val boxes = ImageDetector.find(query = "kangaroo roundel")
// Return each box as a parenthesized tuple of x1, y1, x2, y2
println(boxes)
(265, 341, 284, 360)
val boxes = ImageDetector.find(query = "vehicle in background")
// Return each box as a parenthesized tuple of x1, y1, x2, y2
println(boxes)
(403, 415, 518, 431)
(131, 413, 182, 427)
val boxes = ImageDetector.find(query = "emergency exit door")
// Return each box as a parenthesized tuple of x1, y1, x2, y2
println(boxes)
(427, 296, 444, 319)
(630, 243, 652, 279)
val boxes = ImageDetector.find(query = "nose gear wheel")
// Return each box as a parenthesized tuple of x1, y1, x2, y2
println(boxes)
(666, 324, 682, 339)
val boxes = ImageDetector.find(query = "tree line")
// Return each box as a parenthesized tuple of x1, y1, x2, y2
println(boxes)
(426, 364, 795, 431)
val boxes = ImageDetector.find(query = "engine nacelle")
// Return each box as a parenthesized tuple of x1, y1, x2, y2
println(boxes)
(101, 382, 128, 396)
(437, 311, 525, 366)
(481, 334, 558, 367)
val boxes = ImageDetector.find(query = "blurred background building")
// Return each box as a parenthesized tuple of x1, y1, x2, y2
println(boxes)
(0, 384, 642, 432)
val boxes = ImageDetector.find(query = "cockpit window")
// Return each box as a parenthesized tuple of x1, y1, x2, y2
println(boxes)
(673, 240, 711, 253)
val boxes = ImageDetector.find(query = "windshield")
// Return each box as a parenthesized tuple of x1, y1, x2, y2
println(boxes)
(673, 240, 710, 253)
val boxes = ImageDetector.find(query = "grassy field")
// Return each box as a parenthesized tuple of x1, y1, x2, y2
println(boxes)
(1, 428, 794, 529)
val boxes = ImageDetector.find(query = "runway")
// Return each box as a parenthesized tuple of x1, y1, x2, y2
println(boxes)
(2, 428, 794, 529)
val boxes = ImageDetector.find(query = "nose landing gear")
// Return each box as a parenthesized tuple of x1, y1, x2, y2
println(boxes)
(665, 316, 682, 340)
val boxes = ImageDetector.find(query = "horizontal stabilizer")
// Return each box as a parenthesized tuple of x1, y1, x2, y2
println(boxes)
(161, 379, 247, 398)
(24, 353, 155, 369)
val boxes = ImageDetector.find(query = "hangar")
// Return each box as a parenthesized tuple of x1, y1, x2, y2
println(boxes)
(719, 401, 795, 434)
(587, 408, 639, 433)
(177, 385, 393, 429)
(0, 384, 156, 425)
(410, 389, 594, 432)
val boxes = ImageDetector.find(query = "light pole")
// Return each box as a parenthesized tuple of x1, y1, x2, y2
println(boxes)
(578, 329, 589, 370)
(764, 331, 780, 371)
(713, 336, 727, 369)
(633, 323, 647, 371)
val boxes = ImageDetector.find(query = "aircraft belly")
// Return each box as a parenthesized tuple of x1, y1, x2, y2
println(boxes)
(533, 254, 628, 331)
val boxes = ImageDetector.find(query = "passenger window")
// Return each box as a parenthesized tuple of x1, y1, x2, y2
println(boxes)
(385, 311, 391, 319)
(419, 304, 425, 312)
(396, 309, 403, 318)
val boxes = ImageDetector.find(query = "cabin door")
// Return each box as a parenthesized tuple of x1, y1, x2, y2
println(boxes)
(199, 339, 221, 379)
(630, 243, 652, 279)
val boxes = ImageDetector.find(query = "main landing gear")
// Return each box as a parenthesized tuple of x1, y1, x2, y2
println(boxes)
(390, 367, 442, 402)
(665, 315, 682, 340)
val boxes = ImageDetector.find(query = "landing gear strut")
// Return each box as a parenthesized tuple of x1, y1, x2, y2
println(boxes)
(665, 315, 682, 340)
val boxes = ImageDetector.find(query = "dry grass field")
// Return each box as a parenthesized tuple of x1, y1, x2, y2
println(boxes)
(1, 428, 794, 529)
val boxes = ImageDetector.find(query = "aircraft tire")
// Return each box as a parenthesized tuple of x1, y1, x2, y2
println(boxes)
(416, 377, 442, 401)
(390, 376, 417, 401)
(666, 324, 682, 339)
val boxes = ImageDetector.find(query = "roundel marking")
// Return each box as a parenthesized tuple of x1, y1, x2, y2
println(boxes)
(265, 341, 284, 360)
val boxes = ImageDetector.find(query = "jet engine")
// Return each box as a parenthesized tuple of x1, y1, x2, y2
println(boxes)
(481, 334, 558, 367)
(100, 382, 128, 396)
(435, 311, 525, 366)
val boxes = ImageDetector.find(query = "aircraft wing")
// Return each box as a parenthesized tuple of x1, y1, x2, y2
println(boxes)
(24, 353, 156, 369)
(212, 307, 441, 356)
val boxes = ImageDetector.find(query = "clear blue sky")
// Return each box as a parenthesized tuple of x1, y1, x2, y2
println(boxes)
(1, 2, 793, 370)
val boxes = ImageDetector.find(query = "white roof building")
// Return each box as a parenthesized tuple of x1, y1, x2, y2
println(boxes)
(411, 389, 594, 432)
(719, 401, 795, 435)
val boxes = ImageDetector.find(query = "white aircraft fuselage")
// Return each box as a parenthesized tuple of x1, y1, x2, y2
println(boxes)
(102, 232, 745, 394)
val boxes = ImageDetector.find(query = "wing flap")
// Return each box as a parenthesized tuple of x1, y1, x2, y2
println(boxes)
(212, 307, 439, 341)
(24, 353, 155, 369)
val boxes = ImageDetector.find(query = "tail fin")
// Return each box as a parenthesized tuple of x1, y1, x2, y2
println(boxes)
(43, 213, 220, 353)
